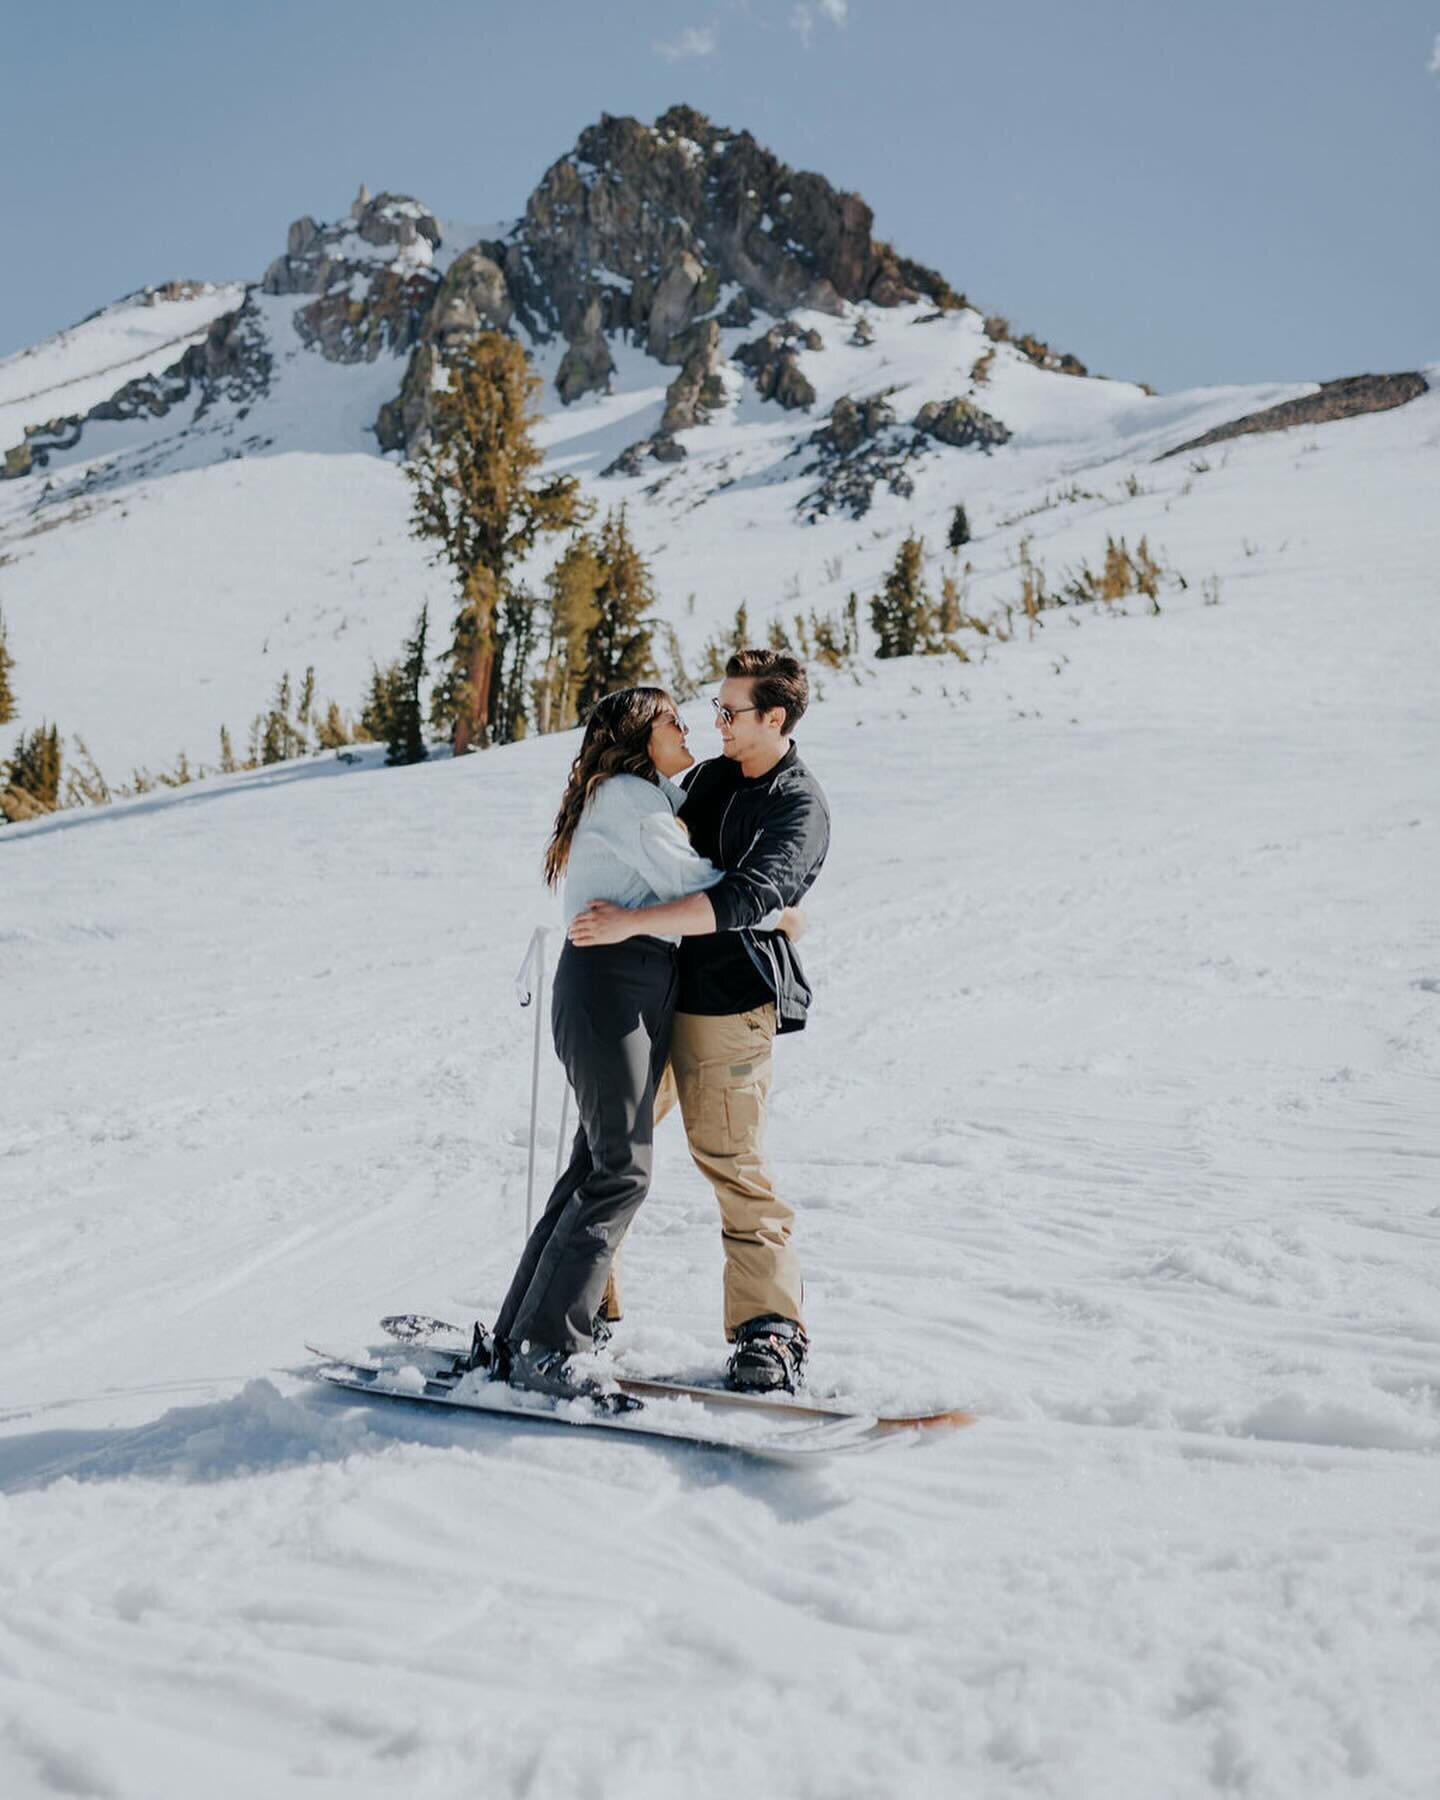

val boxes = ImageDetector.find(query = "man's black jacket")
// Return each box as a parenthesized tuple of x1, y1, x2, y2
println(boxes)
(678, 743, 831, 1034)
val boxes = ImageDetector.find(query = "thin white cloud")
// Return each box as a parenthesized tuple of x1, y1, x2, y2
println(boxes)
(654, 24, 718, 62)
(790, 1, 848, 48)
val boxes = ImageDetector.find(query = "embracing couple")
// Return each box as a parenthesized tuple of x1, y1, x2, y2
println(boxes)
(477, 648, 830, 1406)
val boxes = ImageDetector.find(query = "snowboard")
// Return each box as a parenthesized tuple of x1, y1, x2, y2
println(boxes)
(306, 1344, 882, 1462)
(372, 1313, 976, 1436)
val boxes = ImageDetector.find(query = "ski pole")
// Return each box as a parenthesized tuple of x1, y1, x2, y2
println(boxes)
(525, 930, 546, 1235)
(515, 925, 555, 1238)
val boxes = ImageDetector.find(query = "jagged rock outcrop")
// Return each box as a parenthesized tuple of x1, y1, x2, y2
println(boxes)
(375, 244, 522, 450)
(555, 297, 616, 404)
(647, 252, 718, 361)
(913, 397, 1011, 451)
(263, 192, 442, 364)
(431, 247, 514, 346)
(822, 391, 896, 454)
(373, 106, 1067, 449)
(374, 344, 439, 456)
(790, 387, 1008, 522)
(476, 104, 965, 426)
(2, 296, 271, 479)
(659, 320, 726, 433)
(1155, 371, 1428, 462)
(734, 321, 822, 410)
(601, 312, 729, 477)
(794, 390, 917, 522)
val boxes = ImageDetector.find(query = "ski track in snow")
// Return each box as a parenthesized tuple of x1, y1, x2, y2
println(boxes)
(1, 311, 1439, 1794)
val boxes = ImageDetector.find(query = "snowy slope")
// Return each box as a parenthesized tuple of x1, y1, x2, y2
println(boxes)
(0, 283, 245, 451)
(3, 441, 1439, 1794)
(1, 252, 1413, 781)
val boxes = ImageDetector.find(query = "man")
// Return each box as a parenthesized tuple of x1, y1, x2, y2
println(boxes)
(569, 649, 830, 1391)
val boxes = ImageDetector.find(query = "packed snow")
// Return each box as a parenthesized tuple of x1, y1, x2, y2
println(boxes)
(3, 368, 1439, 1791)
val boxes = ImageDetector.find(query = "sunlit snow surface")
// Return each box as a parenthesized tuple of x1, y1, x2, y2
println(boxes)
(1, 299, 1439, 1796)
(0, 291, 1347, 776)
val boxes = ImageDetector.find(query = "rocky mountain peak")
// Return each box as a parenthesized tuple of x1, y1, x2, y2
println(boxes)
(514, 105, 961, 346)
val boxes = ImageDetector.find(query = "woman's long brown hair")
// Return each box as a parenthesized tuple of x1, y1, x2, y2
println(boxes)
(543, 686, 675, 887)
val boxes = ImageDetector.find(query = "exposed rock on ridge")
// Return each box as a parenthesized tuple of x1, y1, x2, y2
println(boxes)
(263, 191, 442, 364)
(792, 388, 1009, 524)
(912, 397, 1011, 451)
(3, 299, 273, 480)
(382, 104, 970, 448)
(1155, 371, 1428, 462)
(734, 322, 822, 411)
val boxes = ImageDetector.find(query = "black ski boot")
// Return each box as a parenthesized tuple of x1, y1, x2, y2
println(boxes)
(726, 1315, 809, 1394)
(506, 1343, 640, 1414)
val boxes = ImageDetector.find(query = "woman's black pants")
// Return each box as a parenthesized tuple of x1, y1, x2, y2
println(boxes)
(493, 937, 677, 1356)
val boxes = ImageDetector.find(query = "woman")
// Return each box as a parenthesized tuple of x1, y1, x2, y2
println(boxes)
(490, 686, 782, 1403)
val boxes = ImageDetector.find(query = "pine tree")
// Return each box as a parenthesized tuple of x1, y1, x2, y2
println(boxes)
(2, 721, 61, 821)
(536, 532, 604, 734)
(0, 605, 16, 727)
(577, 507, 657, 715)
(947, 503, 971, 553)
(387, 606, 430, 765)
(297, 666, 316, 733)
(219, 725, 237, 773)
(871, 533, 935, 658)
(314, 701, 351, 751)
(408, 332, 588, 753)
(359, 662, 405, 745)
(493, 589, 540, 745)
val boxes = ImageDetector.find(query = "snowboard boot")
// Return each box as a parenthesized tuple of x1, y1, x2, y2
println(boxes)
(590, 1312, 614, 1351)
(725, 1315, 809, 1394)
(505, 1343, 640, 1414)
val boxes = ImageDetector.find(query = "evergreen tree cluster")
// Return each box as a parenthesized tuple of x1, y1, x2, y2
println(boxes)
(534, 508, 657, 735)
(871, 533, 953, 658)
(1, 721, 60, 824)
(361, 608, 430, 765)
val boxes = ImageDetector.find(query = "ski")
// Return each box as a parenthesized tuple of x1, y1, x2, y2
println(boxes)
(305, 1347, 881, 1462)
(375, 1314, 976, 1435)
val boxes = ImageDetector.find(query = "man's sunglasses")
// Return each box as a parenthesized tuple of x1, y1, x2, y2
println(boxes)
(711, 700, 761, 726)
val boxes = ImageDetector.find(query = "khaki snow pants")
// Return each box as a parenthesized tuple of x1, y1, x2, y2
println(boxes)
(599, 1003, 805, 1339)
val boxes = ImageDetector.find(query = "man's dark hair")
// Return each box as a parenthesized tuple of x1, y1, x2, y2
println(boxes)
(726, 648, 809, 734)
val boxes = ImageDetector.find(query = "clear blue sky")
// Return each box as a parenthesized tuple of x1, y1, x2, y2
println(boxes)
(3, 0, 1436, 392)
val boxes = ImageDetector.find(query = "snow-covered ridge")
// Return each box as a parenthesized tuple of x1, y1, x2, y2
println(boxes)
(0, 281, 245, 448)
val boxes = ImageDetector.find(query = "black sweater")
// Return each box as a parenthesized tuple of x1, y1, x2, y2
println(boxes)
(677, 744, 831, 1032)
